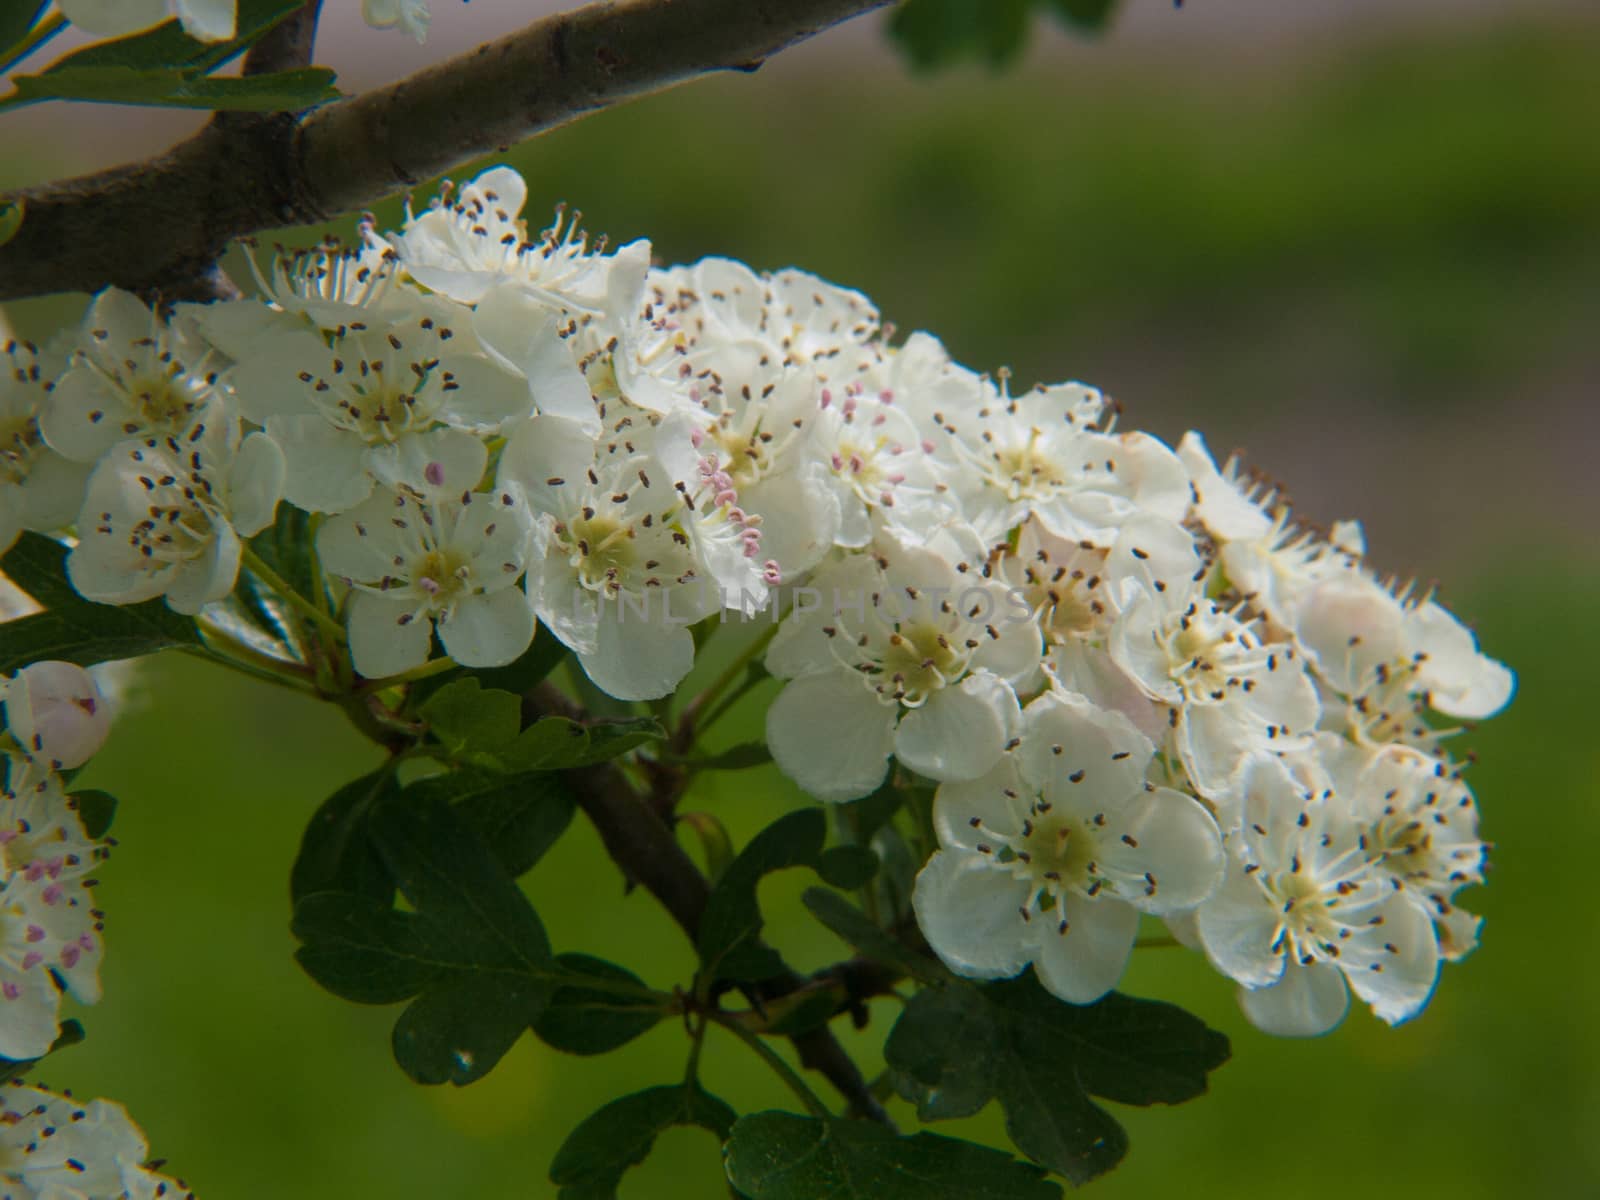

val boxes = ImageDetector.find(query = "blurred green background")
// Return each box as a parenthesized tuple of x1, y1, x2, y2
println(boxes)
(5, 5, 1599, 1198)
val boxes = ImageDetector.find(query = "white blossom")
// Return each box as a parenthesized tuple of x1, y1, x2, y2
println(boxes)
(58, 0, 234, 41)
(0, 1083, 192, 1200)
(317, 459, 537, 680)
(1, 663, 110, 771)
(498, 413, 724, 700)
(915, 690, 1224, 1003)
(1196, 753, 1440, 1036)
(0, 755, 107, 1060)
(68, 416, 284, 614)
(229, 307, 523, 513)
(40, 290, 222, 466)
(363, 0, 430, 42)
(1, 340, 90, 554)
(764, 533, 1039, 800)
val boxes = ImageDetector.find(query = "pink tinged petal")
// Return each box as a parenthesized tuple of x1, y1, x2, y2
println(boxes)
(4, 661, 109, 769)
(367, 427, 488, 499)
(1094, 786, 1224, 916)
(1030, 892, 1139, 1005)
(766, 672, 897, 803)
(911, 851, 1032, 981)
(1018, 690, 1151, 815)
(1345, 893, 1440, 1026)
(1237, 960, 1350, 1038)
(895, 673, 1019, 785)
(266, 415, 375, 514)
(346, 592, 433, 680)
(228, 431, 285, 536)
(1196, 856, 1285, 989)
(932, 757, 1028, 851)
(1045, 642, 1167, 744)
(438, 588, 535, 669)
(740, 468, 840, 579)
(580, 610, 695, 702)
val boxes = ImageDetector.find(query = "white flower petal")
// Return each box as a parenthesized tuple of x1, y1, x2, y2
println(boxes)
(266, 416, 374, 514)
(766, 672, 897, 802)
(1196, 855, 1285, 988)
(1031, 892, 1139, 1005)
(911, 851, 1031, 981)
(347, 592, 433, 679)
(932, 756, 1027, 850)
(1237, 960, 1350, 1038)
(175, 0, 236, 40)
(1344, 893, 1440, 1026)
(580, 609, 695, 702)
(438, 587, 535, 668)
(1094, 786, 1224, 915)
(228, 431, 285, 536)
(894, 672, 1018, 784)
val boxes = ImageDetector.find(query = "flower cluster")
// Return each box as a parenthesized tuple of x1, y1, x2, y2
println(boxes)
(2, 164, 1510, 1038)
(0, 662, 111, 1063)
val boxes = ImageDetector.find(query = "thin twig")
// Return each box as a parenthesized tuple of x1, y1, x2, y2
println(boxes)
(0, 0, 891, 301)
(528, 681, 895, 1125)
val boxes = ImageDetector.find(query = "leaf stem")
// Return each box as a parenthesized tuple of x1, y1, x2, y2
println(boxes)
(1134, 935, 1184, 950)
(712, 1013, 832, 1120)
(0, 12, 67, 78)
(355, 655, 458, 695)
(239, 544, 346, 646)
(674, 616, 782, 749)
(190, 619, 317, 693)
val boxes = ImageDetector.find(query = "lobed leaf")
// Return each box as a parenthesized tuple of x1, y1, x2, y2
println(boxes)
(8, 64, 339, 111)
(550, 1083, 736, 1200)
(289, 768, 400, 906)
(406, 767, 575, 878)
(884, 972, 1230, 1184)
(723, 1112, 1062, 1200)
(800, 887, 948, 986)
(292, 793, 561, 1085)
(533, 953, 661, 1056)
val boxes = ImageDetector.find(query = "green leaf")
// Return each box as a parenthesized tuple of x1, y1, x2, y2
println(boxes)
(291, 794, 559, 1085)
(677, 741, 771, 771)
(420, 678, 523, 762)
(496, 715, 665, 771)
(69, 789, 118, 840)
(289, 768, 399, 906)
(848, 782, 903, 841)
(0, 1019, 85, 1087)
(10, 63, 339, 111)
(889, 0, 1035, 71)
(1043, 0, 1119, 32)
(550, 1083, 736, 1200)
(0, 535, 200, 673)
(0, 3, 47, 63)
(816, 845, 878, 890)
(698, 808, 825, 982)
(724, 1112, 1061, 1200)
(534, 953, 661, 1056)
(884, 973, 1230, 1184)
(248, 504, 316, 611)
(39, 0, 305, 74)
(800, 888, 948, 986)
(0, 199, 21, 250)
(405, 767, 574, 878)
